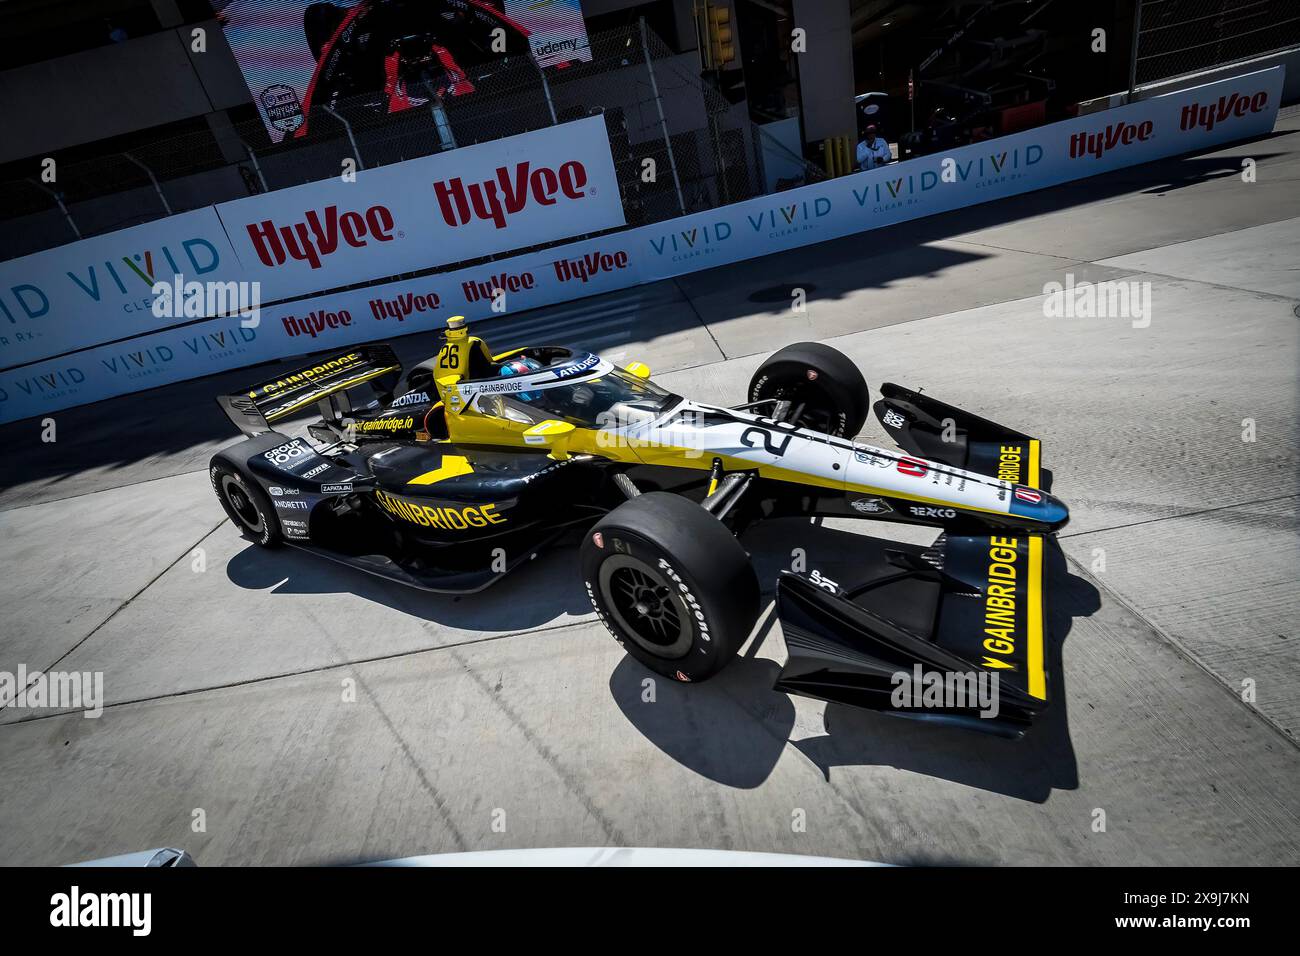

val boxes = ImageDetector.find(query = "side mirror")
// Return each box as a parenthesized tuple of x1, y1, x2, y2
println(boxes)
(523, 419, 576, 459)
(624, 361, 651, 380)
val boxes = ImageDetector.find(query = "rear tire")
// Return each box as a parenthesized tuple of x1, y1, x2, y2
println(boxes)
(211, 459, 281, 548)
(749, 341, 870, 438)
(581, 493, 759, 683)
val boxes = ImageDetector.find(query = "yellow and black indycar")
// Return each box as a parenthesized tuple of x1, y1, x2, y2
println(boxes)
(212, 316, 1068, 735)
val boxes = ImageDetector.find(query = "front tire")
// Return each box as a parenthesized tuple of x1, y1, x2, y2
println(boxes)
(211, 460, 281, 548)
(581, 493, 759, 683)
(749, 341, 870, 437)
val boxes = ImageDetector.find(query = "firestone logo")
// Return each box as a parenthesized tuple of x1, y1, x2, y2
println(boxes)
(1180, 91, 1269, 132)
(245, 205, 396, 269)
(1068, 120, 1153, 160)
(434, 161, 590, 230)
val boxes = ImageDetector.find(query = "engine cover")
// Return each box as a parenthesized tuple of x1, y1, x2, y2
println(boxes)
(364, 444, 591, 543)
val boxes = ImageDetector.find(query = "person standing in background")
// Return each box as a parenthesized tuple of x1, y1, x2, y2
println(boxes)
(857, 124, 893, 171)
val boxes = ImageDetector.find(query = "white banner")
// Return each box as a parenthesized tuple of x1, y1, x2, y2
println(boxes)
(0, 208, 237, 369)
(213, 114, 624, 302)
(633, 67, 1285, 281)
(0, 116, 623, 370)
(0, 68, 1282, 424)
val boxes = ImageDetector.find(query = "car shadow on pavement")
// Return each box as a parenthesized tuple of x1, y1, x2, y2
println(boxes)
(224, 532, 593, 632)
(611, 523, 1098, 803)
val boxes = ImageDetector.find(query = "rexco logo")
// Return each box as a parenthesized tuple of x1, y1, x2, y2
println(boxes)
(434, 161, 589, 230)
(246, 205, 395, 269)
(1180, 91, 1269, 132)
(1068, 120, 1153, 160)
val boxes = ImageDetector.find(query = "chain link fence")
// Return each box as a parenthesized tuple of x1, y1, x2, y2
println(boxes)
(0, 21, 794, 262)
(1131, 0, 1300, 87)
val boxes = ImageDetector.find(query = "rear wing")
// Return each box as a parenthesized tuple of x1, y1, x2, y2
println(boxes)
(217, 344, 403, 436)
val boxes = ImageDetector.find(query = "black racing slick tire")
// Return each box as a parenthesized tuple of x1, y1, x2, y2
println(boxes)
(211, 459, 282, 548)
(748, 341, 870, 438)
(580, 493, 760, 683)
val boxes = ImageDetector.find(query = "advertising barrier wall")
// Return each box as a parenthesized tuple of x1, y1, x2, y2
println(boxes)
(213, 113, 623, 302)
(0, 67, 1282, 425)
(0, 208, 236, 370)
(0, 116, 623, 368)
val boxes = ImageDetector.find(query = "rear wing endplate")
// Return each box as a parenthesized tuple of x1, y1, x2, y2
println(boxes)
(217, 344, 402, 436)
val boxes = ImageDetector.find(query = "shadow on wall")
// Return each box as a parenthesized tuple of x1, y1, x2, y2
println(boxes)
(668, 143, 1290, 327)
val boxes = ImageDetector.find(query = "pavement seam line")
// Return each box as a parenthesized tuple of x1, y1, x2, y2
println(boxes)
(0, 517, 228, 710)
(672, 275, 728, 361)
(1059, 548, 1299, 751)
(1060, 493, 1298, 539)
(0, 614, 600, 727)
(297, 603, 470, 852)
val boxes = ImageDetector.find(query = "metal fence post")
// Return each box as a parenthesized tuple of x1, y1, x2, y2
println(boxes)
(122, 152, 172, 215)
(640, 17, 686, 216)
(242, 143, 270, 192)
(431, 100, 457, 151)
(323, 106, 365, 170)
(26, 179, 81, 240)
(536, 57, 559, 125)
(1127, 0, 1143, 101)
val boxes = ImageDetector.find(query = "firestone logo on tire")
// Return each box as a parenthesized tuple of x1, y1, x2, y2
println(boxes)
(246, 205, 396, 269)
(434, 161, 590, 230)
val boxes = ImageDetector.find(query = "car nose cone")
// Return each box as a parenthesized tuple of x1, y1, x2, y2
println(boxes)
(1011, 485, 1069, 531)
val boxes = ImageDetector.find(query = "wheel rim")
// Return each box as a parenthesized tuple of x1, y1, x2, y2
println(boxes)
(599, 554, 693, 659)
(221, 475, 264, 534)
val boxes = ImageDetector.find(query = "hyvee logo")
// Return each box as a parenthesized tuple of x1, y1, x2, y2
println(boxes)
(370, 290, 440, 322)
(1068, 120, 1153, 160)
(434, 161, 590, 230)
(246, 205, 396, 269)
(462, 270, 535, 303)
(553, 250, 629, 284)
(282, 307, 352, 339)
(50, 886, 151, 936)
(1180, 91, 1269, 132)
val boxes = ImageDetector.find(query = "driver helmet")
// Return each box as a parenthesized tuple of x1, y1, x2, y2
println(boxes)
(498, 356, 543, 401)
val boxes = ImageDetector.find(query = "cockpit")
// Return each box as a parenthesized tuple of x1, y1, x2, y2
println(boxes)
(468, 348, 679, 429)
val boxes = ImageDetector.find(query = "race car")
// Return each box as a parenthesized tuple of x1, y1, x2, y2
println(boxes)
(212, 316, 1068, 735)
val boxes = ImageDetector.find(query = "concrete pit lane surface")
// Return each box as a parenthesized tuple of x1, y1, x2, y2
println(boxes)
(1, 110, 1298, 866)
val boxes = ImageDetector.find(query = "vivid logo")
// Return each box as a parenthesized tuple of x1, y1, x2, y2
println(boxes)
(245, 205, 395, 270)
(746, 197, 831, 232)
(434, 161, 589, 230)
(1068, 120, 1153, 160)
(0, 239, 221, 324)
(649, 222, 732, 256)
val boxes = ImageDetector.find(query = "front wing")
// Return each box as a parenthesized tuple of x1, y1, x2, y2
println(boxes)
(773, 390, 1053, 736)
